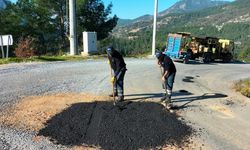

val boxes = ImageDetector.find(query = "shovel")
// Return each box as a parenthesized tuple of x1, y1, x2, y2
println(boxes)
(108, 60, 116, 105)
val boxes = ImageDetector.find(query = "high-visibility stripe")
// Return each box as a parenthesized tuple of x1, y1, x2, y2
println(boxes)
(167, 90, 172, 95)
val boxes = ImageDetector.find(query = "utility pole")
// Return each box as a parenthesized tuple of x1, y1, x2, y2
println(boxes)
(66, 0, 69, 36)
(152, 0, 158, 56)
(69, 0, 77, 55)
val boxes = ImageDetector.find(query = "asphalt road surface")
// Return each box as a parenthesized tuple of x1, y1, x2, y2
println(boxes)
(0, 58, 250, 150)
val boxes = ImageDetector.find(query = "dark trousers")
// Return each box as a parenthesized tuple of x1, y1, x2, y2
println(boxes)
(164, 72, 176, 97)
(114, 70, 126, 97)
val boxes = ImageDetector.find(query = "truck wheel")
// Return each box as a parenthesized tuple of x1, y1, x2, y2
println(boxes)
(183, 53, 190, 64)
(223, 53, 232, 63)
(203, 53, 211, 63)
(183, 58, 189, 64)
(187, 49, 194, 60)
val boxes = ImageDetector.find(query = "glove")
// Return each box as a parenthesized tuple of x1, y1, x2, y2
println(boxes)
(162, 76, 166, 81)
(110, 76, 116, 84)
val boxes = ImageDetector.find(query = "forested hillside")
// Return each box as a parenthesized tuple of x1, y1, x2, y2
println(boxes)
(110, 0, 250, 61)
(0, 0, 249, 61)
(159, 0, 229, 16)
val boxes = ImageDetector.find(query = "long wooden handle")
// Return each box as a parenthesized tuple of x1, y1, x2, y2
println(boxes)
(109, 60, 116, 105)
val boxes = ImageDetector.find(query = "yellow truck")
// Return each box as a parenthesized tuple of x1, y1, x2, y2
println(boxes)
(165, 32, 234, 63)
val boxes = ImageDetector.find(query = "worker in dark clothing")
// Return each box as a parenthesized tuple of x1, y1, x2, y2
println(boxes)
(156, 51, 176, 105)
(106, 46, 127, 102)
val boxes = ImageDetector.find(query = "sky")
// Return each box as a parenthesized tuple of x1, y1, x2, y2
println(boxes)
(103, 0, 178, 19)
(10, 0, 235, 20)
(103, 0, 235, 19)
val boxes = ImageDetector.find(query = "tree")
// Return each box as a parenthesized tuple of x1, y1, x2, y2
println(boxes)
(0, 0, 57, 54)
(0, 0, 118, 55)
(35, 0, 68, 50)
(77, 0, 118, 40)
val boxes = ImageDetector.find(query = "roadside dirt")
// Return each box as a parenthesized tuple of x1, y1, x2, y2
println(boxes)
(0, 93, 108, 131)
(0, 93, 199, 150)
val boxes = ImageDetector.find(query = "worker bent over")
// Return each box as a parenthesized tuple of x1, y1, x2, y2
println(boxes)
(156, 51, 176, 106)
(106, 46, 127, 102)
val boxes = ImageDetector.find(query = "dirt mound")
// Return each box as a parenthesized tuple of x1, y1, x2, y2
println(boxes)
(0, 93, 195, 149)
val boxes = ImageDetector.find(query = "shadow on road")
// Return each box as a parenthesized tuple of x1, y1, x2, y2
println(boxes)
(173, 90, 194, 97)
(218, 60, 248, 64)
(37, 56, 66, 61)
(125, 91, 193, 101)
(172, 93, 228, 110)
(182, 76, 195, 83)
(175, 60, 217, 65)
(38, 101, 193, 150)
(124, 93, 162, 101)
(177, 60, 248, 65)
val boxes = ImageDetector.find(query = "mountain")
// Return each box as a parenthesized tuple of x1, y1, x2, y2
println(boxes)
(113, 0, 238, 37)
(112, 0, 250, 54)
(116, 0, 230, 27)
(159, 0, 230, 16)
(0, 0, 6, 9)
(117, 15, 153, 27)
(117, 19, 133, 26)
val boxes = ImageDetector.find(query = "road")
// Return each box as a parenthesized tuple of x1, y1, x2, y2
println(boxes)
(0, 58, 250, 149)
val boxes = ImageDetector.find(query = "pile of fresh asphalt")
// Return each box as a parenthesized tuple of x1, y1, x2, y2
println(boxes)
(38, 101, 193, 150)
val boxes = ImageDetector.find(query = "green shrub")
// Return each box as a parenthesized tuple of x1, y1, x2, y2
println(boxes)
(238, 47, 250, 62)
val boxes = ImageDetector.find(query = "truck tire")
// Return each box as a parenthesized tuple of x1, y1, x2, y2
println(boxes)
(183, 52, 191, 64)
(187, 49, 195, 60)
(222, 53, 232, 63)
(202, 53, 212, 63)
(183, 58, 189, 64)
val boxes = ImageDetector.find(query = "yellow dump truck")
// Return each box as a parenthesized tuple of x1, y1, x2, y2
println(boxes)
(165, 32, 234, 63)
(188, 36, 234, 63)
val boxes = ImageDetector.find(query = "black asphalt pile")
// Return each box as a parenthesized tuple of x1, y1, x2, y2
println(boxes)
(38, 101, 194, 150)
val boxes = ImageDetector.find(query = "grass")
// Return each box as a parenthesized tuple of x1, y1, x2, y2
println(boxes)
(0, 55, 106, 65)
(234, 79, 250, 98)
(0, 52, 154, 65)
(126, 51, 152, 58)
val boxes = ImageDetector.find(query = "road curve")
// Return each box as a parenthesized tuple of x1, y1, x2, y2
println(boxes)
(0, 58, 250, 149)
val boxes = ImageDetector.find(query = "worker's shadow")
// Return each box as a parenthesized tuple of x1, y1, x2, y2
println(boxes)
(125, 90, 193, 101)
(124, 93, 162, 101)
(171, 93, 228, 110)
(37, 101, 192, 150)
(181, 60, 248, 65)
(183, 61, 217, 65)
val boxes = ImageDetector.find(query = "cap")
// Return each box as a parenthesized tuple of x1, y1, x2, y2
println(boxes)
(155, 51, 163, 59)
(106, 46, 114, 56)
(106, 46, 114, 51)
(106, 47, 112, 51)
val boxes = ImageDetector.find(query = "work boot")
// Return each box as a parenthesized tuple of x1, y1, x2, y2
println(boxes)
(163, 98, 171, 104)
(117, 96, 124, 102)
(166, 102, 173, 109)
(160, 93, 170, 101)
(167, 95, 171, 101)
(109, 93, 118, 97)
(160, 96, 167, 101)
(161, 98, 172, 108)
